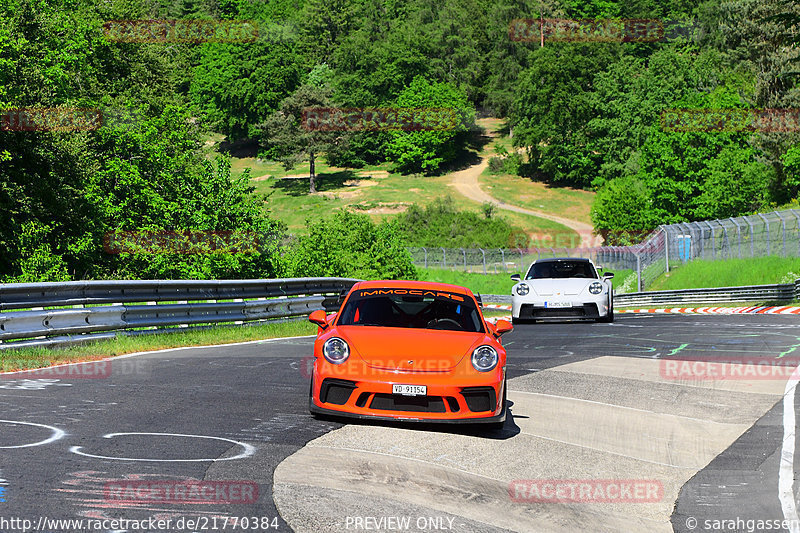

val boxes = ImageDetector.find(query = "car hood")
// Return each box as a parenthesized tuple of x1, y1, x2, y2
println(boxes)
(336, 326, 483, 371)
(524, 278, 598, 295)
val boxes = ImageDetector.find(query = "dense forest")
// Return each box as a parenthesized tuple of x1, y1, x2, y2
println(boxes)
(0, 0, 797, 280)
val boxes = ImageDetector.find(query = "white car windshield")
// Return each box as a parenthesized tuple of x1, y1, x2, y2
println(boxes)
(526, 261, 598, 279)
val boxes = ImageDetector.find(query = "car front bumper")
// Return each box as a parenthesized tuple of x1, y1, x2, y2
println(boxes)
(512, 294, 610, 319)
(309, 364, 506, 423)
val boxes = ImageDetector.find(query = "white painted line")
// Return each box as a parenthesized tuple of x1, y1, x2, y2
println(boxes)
(779, 364, 800, 532)
(69, 432, 256, 462)
(0, 420, 66, 449)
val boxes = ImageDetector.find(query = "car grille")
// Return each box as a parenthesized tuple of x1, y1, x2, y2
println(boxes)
(370, 394, 447, 413)
(521, 303, 600, 318)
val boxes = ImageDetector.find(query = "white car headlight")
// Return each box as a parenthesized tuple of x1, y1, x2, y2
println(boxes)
(515, 283, 530, 296)
(472, 345, 499, 372)
(589, 282, 603, 294)
(322, 337, 350, 364)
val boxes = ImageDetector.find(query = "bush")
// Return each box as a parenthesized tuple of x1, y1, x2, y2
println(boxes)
(395, 197, 529, 248)
(488, 156, 505, 174)
(286, 211, 417, 280)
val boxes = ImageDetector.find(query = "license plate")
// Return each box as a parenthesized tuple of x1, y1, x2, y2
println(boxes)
(545, 301, 571, 308)
(393, 384, 427, 396)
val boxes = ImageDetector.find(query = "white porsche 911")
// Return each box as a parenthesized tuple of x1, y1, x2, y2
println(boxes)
(510, 258, 614, 324)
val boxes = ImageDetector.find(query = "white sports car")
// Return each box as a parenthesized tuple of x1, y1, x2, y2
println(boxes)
(510, 258, 614, 323)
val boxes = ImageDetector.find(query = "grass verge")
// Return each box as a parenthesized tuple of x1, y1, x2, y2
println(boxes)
(0, 320, 316, 372)
(647, 256, 800, 291)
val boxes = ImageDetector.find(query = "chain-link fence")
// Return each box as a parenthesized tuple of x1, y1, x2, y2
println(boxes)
(409, 209, 800, 291)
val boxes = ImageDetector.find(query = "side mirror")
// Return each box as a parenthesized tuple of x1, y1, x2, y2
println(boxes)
(308, 309, 329, 328)
(603, 272, 615, 279)
(494, 319, 513, 335)
(510, 274, 521, 282)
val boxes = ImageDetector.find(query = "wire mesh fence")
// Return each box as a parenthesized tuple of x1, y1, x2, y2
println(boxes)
(408, 209, 800, 291)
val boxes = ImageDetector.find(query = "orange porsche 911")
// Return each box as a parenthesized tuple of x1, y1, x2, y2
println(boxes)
(307, 280, 513, 427)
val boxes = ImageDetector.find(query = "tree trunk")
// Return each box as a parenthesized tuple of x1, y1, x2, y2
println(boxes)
(309, 151, 316, 193)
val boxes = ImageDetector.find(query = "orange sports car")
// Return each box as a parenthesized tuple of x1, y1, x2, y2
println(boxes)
(307, 280, 513, 427)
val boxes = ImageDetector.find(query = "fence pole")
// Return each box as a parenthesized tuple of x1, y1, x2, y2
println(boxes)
(758, 213, 770, 256)
(423, 247, 428, 268)
(500, 249, 506, 272)
(480, 248, 486, 274)
(636, 253, 642, 292)
(441, 247, 446, 268)
(747, 218, 755, 257)
(720, 223, 729, 259)
(662, 227, 669, 272)
(791, 210, 800, 257)
(704, 221, 715, 260)
(461, 248, 467, 271)
(776, 211, 787, 257)
(729, 218, 742, 259)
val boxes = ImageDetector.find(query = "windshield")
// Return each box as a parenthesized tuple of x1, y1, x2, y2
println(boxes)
(525, 261, 598, 280)
(337, 289, 484, 333)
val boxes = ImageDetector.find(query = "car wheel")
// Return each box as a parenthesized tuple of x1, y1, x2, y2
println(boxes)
(597, 298, 614, 323)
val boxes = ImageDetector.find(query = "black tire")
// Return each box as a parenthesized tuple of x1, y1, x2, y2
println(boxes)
(597, 297, 614, 323)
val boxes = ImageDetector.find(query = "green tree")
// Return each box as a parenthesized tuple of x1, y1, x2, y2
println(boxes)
(385, 77, 475, 174)
(257, 82, 350, 193)
(510, 43, 620, 186)
(287, 211, 417, 280)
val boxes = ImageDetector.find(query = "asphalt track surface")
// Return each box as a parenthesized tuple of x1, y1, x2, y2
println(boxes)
(1, 314, 800, 532)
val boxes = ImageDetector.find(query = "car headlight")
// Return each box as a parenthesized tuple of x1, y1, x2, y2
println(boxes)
(515, 283, 530, 296)
(322, 337, 350, 364)
(472, 345, 499, 372)
(589, 282, 603, 295)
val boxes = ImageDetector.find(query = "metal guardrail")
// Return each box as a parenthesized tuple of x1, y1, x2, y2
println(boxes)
(0, 278, 359, 350)
(613, 280, 800, 307)
(481, 279, 800, 308)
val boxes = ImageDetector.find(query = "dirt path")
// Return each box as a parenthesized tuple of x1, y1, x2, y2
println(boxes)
(450, 155, 601, 248)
